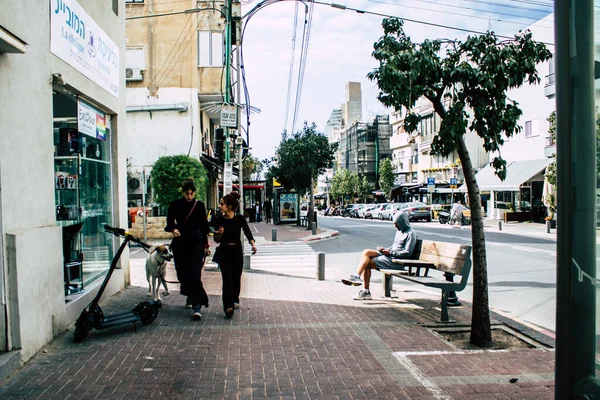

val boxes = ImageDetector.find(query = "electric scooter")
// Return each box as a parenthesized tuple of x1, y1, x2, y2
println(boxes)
(73, 225, 161, 342)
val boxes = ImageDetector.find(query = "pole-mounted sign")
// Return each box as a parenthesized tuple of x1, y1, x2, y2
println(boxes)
(220, 105, 237, 128)
(224, 162, 233, 195)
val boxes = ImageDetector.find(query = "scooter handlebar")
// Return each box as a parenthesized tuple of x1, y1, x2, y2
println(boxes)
(103, 225, 152, 250)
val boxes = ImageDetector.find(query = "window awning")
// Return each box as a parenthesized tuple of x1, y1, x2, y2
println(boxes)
(458, 158, 552, 192)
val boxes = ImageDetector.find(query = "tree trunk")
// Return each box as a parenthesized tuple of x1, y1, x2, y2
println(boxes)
(309, 177, 315, 234)
(456, 136, 492, 347)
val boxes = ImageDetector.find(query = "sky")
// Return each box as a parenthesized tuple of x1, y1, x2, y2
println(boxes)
(238, 0, 554, 162)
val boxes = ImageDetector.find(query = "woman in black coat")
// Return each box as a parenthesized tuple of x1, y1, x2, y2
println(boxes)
(212, 192, 256, 318)
(164, 179, 211, 320)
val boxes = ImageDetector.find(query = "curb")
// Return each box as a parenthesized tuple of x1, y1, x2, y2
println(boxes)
(301, 229, 340, 242)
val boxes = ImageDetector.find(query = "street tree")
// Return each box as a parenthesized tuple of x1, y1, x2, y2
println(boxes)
(151, 155, 208, 211)
(242, 153, 261, 181)
(330, 170, 344, 205)
(378, 158, 395, 201)
(358, 176, 371, 203)
(545, 110, 600, 220)
(272, 123, 338, 223)
(368, 18, 551, 346)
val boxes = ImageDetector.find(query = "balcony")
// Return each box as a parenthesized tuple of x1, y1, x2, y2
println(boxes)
(544, 73, 555, 97)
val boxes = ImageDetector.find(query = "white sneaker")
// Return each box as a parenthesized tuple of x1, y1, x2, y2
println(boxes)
(353, 289, 372, 300)
(342, 274, 363, 286)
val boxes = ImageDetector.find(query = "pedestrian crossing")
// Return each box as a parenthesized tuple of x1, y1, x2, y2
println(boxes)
(208, 241, 320, 279)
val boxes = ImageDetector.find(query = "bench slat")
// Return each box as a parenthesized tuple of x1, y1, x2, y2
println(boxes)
(416, 240, 470, 275)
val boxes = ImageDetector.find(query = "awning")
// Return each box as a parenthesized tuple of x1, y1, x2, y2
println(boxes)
(314, 193, 327, 199)
(392, 183, 422, 191)
(458, 158, 552, 192)
(200, 154, 223, 172)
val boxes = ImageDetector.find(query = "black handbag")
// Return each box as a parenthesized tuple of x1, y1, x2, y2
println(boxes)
(212, 246, 222, 264)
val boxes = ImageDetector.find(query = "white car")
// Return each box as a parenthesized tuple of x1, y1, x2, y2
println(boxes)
(380, 203, 403, 221)
(371, 203, 389, 220)
(356, 204, 372, 218)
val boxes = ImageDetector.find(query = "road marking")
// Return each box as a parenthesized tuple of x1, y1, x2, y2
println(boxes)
(392, 352, 452, 399)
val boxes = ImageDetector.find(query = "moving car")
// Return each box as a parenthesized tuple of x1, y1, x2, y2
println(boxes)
(397, 202, 432, 222)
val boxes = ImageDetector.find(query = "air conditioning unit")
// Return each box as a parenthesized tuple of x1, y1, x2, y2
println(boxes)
(127, 172, 150, 195)
(126, 68, 143, 81)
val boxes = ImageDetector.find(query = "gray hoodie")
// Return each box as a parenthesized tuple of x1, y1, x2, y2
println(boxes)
(387, 212, 418, 259)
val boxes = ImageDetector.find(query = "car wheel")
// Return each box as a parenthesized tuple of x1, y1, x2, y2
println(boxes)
(427, 217, 431, 222)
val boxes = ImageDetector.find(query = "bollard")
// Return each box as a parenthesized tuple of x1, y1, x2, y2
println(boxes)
(444, 272, 461, 306)
(243, 254, 251, 270)
(498, 221, 502, 231)
(272, 228, 277, 242)
(317, 252, 325, 280)
(546, 220, 551, 233)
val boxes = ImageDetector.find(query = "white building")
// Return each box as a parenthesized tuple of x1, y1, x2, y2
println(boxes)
(0, 0, 127, 375)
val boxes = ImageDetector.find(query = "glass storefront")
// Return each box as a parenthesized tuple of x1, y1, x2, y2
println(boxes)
(53, 90, 114, 296)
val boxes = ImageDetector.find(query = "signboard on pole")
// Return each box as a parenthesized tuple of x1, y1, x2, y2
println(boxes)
(224, 162, 233, 195)
(427, 177, 435, 193)
(449, 177, 458, 189)
(220, 105, 238, 128)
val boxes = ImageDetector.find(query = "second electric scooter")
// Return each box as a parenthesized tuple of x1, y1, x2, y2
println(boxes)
(74, 225, 161, 342)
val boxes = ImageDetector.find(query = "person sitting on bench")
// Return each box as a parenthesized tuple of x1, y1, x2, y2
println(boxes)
(342, 212, 418, 300)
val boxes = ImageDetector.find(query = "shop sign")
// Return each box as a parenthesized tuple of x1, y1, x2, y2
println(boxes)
(78, 100, 107, 141)
(279, 193, 298, 222)
(394, 174, 406, 185)
(51, 0, 120, 98)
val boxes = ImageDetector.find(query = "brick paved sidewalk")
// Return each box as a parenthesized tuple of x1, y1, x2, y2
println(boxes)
(0, 252, 555, 399)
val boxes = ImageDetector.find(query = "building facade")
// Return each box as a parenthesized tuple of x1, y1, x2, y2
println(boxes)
(0, 0, 127, 369)
(125, 0, 232, 211)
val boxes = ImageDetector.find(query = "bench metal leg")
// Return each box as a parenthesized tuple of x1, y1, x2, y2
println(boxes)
(444, 272, 461, 307)
(384, 274, 392, 297)
(439, 291, 455, 323)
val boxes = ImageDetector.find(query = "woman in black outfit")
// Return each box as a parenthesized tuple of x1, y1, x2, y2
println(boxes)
(164, 179, 211, 320)
(213, 192, 257, 318)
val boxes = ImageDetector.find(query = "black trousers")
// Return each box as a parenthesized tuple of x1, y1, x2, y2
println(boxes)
(173, 244, 209, 308)
(218, 244, 243, 311)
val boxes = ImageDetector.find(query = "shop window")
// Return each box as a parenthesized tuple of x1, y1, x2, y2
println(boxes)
(198, 31, 223, 67)
(53, 92, 114, 297)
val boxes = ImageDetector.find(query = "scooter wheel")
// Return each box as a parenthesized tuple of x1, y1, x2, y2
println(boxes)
(74, 312, 91, 343)
(139, 304, 159, 325)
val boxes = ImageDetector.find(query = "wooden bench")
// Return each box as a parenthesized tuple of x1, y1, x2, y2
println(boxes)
(380, 239, 472, 322)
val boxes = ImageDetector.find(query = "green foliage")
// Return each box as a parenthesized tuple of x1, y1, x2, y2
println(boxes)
(368, 18, 552, 181)
(272, 122, 338, 194)
(378, 158, 395, 199)
(243, 153, 261, 181)
(358, 176, 371, 203)
(151, 155, 208, 209)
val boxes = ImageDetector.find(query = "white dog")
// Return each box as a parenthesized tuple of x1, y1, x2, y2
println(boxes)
(145, 244, 174, 301)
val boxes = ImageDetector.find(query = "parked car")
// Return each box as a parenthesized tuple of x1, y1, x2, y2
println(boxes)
(362, 205, 378, 219)
(397, 202, 432, 222)
(356, 204, 372, 218)
(341, 204, 356, 217)
(380, 203, 403, 221)
(350, 204, 366, 218)
(371, 203, 389, 220)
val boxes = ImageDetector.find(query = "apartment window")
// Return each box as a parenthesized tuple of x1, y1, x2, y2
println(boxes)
(198, 31, 224, 67)
(525, 119, 539, 138)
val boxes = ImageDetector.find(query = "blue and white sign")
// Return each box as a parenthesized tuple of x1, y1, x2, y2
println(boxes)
(51, 0, 120, 98)
(427, 177, 436, 185)
(449, 178, 457, 185)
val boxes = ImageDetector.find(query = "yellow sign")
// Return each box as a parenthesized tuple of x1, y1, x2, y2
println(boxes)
(273, 178, 281, 187)
(450, 185, 457, 189)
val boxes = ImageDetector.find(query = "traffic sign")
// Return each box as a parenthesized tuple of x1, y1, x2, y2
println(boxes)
(427, 177, 435, 185)
(449, 177, 457, 189)
(224, 162, 233, 195)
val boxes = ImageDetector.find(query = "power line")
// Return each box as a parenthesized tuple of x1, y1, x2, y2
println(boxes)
(364, 0, 553, 29)
(284, 2, 300, 133)
(291, 3, 314, 135)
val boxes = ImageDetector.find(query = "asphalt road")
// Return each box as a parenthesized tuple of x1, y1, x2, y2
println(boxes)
(309, 215, 557, 333)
